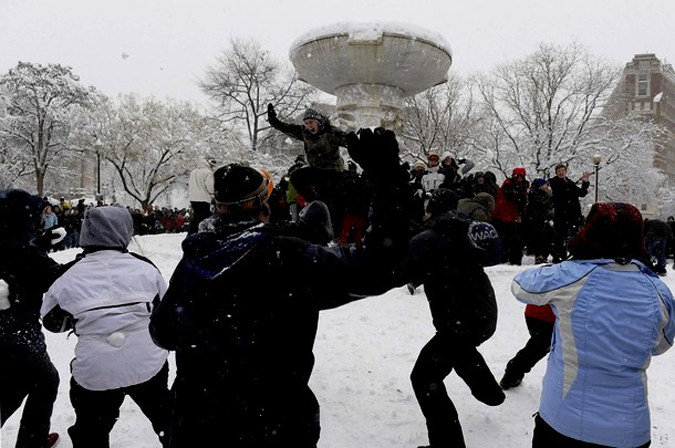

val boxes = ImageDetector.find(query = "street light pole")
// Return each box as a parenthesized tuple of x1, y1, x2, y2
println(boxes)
(592, 154, 602, 203)
(94, 138, 103, 200)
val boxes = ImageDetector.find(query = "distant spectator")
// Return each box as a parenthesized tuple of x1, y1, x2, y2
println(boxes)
(187, 156, 217, 234)
(492, 168, 529, 265)
(548, 163, 590, 262)
(41, 204, 58, 230)
(644, 218, 673, 276)
(457, 192, 495, 223)
(524, 178, 554, 264)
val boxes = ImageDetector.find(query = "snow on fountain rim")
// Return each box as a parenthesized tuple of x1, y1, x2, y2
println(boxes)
(290, 21, 453, 58)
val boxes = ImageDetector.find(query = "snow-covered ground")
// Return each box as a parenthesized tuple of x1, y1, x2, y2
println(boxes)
(2, 232, 675, 447)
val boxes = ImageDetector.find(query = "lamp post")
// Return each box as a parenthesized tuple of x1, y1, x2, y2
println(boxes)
(94, 138, 103, 200)
(592, 154, 602, 203)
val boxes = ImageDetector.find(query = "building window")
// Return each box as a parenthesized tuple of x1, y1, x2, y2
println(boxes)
(638, 74, 649, 96)
(639, 60, 651, 71)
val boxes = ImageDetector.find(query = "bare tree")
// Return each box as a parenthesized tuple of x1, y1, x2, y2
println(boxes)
(72, 94, 220, 209)
(474, 43, 626, 178)
(401, 74, 480, 161)
(0, 62, 94, 195)
(199, 37, 316, 151)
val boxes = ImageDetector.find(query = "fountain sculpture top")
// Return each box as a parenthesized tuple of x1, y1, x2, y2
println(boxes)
(290, 22, 453, 129)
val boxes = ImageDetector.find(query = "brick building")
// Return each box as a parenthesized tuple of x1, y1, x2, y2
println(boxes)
(615, 54, 675, 184)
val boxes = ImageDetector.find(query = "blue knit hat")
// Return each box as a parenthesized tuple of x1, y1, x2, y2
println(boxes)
(532, 178, 548, 189)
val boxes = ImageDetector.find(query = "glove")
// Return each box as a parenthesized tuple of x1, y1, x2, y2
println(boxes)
(267, 103, 277, 122)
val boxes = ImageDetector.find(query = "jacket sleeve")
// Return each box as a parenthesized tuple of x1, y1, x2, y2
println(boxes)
(653, 280, 675, 355)
(511, 263, 595, 306)
(149, 260, 184, 350)
(577, 180, 590, 198)
(268, 115, 305, 141)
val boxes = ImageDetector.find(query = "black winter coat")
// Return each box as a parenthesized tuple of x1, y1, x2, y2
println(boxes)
(405, 211, 497, 345)
(548, 176, 589, 224)
(150, 212, 404, 447)
(0, 247, 60, 356)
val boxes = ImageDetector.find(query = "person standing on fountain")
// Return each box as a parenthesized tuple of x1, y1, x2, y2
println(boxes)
(267, 104, 347, 171)
(267, 104, 350, 233)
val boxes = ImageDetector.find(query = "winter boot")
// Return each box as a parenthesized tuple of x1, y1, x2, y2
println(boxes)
(499, 369, 524, 390)
(47, 433, 60, 448)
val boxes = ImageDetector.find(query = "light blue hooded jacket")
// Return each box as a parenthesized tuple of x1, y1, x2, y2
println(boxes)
(512, 259, 675, 447)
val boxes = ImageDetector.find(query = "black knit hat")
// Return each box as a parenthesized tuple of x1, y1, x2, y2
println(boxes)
(302, 108, 324, 125)
(426, 188, 458, 216)
(0, 189, 44, 247)
(214, 164, 271, 209)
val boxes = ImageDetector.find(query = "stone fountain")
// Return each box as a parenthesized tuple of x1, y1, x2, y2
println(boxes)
(290, 22, 453, 131)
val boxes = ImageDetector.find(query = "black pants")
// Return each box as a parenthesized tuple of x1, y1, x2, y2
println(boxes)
(411, 333, 504, 448)
(0, 348, 59, 448)
(533, 414, 650, 447)
(188, 201, 212, 234)
(493, 219, 524, 265)
(505, 316, 554, 378)
(552, 217, 582, 261)
(68, 362, 170, 448)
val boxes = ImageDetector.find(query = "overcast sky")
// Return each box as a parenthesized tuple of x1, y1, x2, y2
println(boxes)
(2, 0, 674, 106)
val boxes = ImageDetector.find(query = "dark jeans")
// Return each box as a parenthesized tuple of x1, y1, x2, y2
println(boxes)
(411, 333, 504, 448)
(68, 362, 170, 448)
(552, 216, 582, 261)
(646, 237, 667, 272)
(188, 201, 212, 234)
(493, 219, 524, 265)
(505, 316, 554, 378)
(0, 348, 59, 448)
(533, 414, 650, 447)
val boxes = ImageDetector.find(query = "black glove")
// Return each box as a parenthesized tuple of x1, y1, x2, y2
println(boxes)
(267, 103, 277, 122)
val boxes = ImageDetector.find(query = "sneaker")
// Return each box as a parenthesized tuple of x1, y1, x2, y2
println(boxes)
(499, 371, 524, 390)
(47, 433, 60, 448)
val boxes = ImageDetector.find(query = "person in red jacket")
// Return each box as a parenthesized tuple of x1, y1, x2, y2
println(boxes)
(499, 303, 556, 389)
(491, 168, 529, 265)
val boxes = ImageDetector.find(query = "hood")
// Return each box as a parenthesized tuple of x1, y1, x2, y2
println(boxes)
(512, 167, 526, 177)
(182, 213, 269, 281)
(79, 206, 133, 249)
(473, 192, 495, 212)
(440, 151, 454, 164)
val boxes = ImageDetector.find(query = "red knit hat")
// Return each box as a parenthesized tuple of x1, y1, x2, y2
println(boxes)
(568, 202, 647, 261)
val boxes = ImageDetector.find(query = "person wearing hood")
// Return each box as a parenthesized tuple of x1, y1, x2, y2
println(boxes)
(457, 192, 495, 222)
(149, 128, 413, 448)
(0, 189, 61, 448)
(405, 188, 505, 448)
(188, 156, 217, 234)
(41, 206, 170, 447)
(492, 168, 530, 265)
(511, 202, 675, 447)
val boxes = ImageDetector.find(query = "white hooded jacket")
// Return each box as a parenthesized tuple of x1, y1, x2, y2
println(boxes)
(41, 207, 168, 391)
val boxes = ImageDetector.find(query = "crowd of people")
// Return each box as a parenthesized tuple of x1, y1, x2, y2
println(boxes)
(38, 198, 193, 253)
(1, 107, 675, 448)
